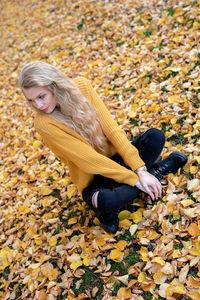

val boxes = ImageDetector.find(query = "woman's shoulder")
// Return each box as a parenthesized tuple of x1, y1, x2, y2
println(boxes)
(73, 76, 90, 85)
(72, 76, 92, 92)
(34, 113, 78, 137)
(34, 113, 66, 133)
(34, 113, 55, 133)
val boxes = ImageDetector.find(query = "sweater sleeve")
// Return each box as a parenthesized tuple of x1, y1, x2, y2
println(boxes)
(34, 116, 139, 187)
(75, 77, 145, 171)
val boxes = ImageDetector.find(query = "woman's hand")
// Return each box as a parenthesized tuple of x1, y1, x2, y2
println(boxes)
(135, 170, 162, 200)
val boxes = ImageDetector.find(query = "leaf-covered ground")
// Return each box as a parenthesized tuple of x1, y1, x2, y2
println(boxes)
(0, 0, 200, 299)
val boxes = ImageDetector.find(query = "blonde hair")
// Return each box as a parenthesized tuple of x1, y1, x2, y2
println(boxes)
(19, 61, 108, 153)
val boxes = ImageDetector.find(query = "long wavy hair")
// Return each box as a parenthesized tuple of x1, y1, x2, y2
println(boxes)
(18, 61, 108, 153)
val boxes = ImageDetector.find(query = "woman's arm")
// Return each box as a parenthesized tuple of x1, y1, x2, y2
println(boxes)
(34, 115, 139, 187)
(74, 77, 145, 172)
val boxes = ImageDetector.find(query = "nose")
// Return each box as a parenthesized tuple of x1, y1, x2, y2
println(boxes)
(34, 99, 43, 109)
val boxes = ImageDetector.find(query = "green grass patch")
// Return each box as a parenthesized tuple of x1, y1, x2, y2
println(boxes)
(72, 266, 103, 299)
(167, 133, 188, 145)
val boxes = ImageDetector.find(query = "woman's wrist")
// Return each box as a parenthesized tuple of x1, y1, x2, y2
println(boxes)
(135, 165, 147, 174)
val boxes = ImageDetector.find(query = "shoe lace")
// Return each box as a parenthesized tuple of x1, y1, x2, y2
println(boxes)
(153, 161, 173, 178)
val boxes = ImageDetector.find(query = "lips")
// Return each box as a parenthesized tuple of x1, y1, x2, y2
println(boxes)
(42, 107, 48, 112)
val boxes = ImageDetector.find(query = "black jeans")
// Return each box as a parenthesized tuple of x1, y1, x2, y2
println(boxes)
(82, 128, 165, 213)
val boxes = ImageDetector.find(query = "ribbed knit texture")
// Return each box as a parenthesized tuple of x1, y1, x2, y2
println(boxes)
(34, 77, 144, 194)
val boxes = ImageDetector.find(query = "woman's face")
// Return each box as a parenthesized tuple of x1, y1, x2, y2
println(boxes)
(23, 86, 57, 113)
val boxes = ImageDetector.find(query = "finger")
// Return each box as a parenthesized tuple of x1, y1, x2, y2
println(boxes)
(144, 186, 155, 200)
(153, 185, 159, 200)
(158, 184, 162, 198)
(148, 183, 158, 199)
(155, 180, 162, 198)
(151, 179, 162, 199)
(155, 183, 162, 199)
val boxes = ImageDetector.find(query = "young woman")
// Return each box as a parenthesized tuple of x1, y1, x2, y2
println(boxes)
(19, 61, 187, 233)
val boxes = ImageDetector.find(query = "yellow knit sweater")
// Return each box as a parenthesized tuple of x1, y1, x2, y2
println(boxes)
(34, 77, 144, 194)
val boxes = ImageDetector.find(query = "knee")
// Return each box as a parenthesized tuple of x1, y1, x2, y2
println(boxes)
(97, 189, 116, 212)
(146, 128, 165, 145)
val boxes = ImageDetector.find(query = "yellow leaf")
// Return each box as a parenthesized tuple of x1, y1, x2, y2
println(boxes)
(66, 186, 76, 198)
(18, 205, 30, 214)
(172, 285, 186, 294)
(172, 249, 182, 258)
(188, 223, 199, 236)
(170, 117, 177, 125)
(42, 187, 52, 196)
(68, 217, 77, 225)
(42, 197, 56, 207)
(131, 103, 138, 110)
(172, 176, 181, 185)
(110, 249, 123, 261)
(119, 219, 132, 229)
(168, 95, 182, 103)
(129, 224, 138, 235)
(11, 177, 18, 184)
(138, 272, 146, 283)
(95, 237, 106, 247)
(70, 260, 83, 270)
(67, 254, 83, 270)
(131, 209, 143, 223)
(114, 240, 128, 251)
(128, 111, 137, 118)
(93, 217, 100, 225)
(33, 140, 41, 150)
(0, 247, 11, 271)
(136, 230, 146, 238)
(0, 279, 6, 290)
(117, 287, 131, 299)
(35, 238, 43, 245)
(139, 99, 145, 106)
(193, 120, 200, 130)
(118, 210, 131, 220)
(167, 201, 176, 212)
(82, 256, 90, 266)
(153, 257, 165, 266)
(27, 227, 37, 239)
(49, 236, 57, 247)
(190, 292, 200, 300)
(62, 176, 71, 185)
(181, 199, 194, 207)
(190, 166, 198, 174)
(148, 230, 160, 240)
(153, 271, 163, 283)
(186, 276, 200, 289)
(189, 242, 200, 256)
(48, 269, 59, 281)
(140, 247, 149, 262)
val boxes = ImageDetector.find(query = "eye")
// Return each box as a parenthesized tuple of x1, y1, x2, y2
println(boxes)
(39, 94, 46, 99)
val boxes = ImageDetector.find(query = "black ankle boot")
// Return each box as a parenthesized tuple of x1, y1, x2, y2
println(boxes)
(149, 151, 187, 180)
(97, 211, 119, 234)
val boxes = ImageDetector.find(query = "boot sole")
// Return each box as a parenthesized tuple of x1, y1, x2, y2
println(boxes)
(97, 212, 119, 234)
(100, 222, 118, 234)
